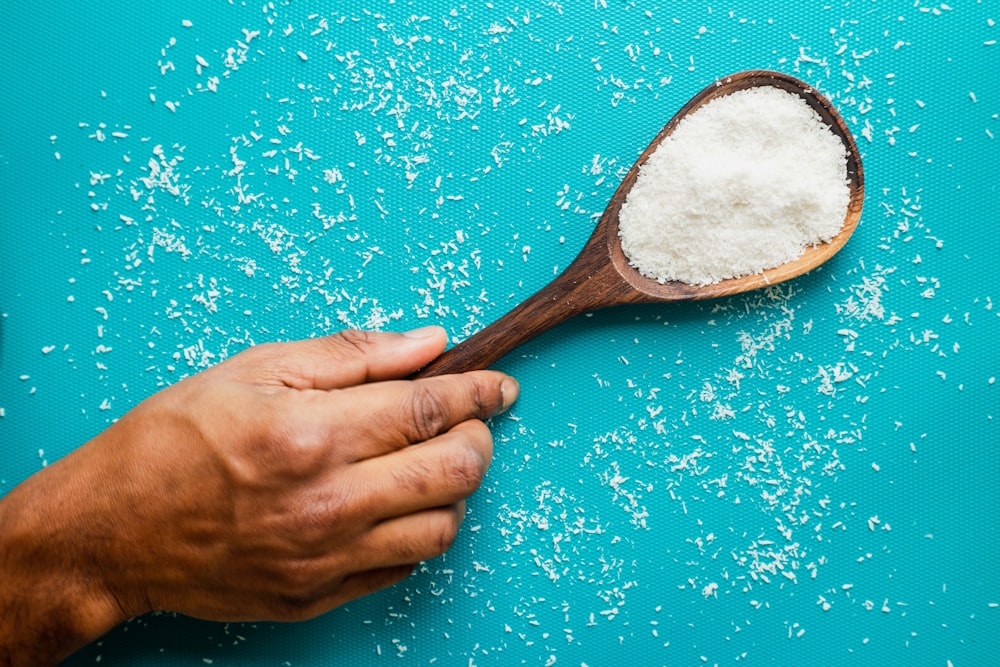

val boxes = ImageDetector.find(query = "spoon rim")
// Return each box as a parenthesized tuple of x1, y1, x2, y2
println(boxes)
(603, 69, 865, 301)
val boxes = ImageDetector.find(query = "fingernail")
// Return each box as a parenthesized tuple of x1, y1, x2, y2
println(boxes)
(402, 325, 441, 339)
(500, 376, 520, 411)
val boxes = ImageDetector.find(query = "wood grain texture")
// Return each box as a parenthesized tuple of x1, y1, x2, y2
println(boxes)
(413, 70, 865, 378)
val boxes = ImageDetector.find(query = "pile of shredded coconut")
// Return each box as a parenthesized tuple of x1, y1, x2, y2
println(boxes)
(617, 85, 850, 286)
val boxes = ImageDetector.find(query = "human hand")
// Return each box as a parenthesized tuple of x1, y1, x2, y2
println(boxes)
(0, 327, 518, 665)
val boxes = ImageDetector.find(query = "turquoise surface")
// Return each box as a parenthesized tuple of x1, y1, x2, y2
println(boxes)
(1, 1, 998, 665)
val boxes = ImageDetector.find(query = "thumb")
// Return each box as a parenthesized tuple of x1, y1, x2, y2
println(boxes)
(244, 326, 449, 390)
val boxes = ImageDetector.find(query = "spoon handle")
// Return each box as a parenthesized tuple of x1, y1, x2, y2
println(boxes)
(411, 258, 628, 378)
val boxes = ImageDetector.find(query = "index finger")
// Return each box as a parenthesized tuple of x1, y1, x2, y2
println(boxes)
(336, 371, 519, 460)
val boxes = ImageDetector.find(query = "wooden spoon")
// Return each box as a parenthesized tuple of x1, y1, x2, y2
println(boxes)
(413, 70, 865, 378)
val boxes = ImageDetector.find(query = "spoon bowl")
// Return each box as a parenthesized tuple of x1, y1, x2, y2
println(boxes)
(413, 70, 864, 378)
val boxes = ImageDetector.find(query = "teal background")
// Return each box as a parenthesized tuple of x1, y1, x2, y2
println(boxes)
(1, 1, 998, 665)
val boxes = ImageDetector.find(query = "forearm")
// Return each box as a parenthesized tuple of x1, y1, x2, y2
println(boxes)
(0, 445, 132, 666)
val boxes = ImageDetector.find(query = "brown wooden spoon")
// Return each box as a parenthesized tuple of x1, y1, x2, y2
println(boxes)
(412, 69, 865, 378)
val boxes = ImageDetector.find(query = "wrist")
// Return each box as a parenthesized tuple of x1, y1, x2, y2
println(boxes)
(0, 438, 136, 665)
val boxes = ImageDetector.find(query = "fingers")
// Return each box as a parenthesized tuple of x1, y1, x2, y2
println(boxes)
(265, 368, 517, 465)
(275, 564, 417, 622)
(276, 505, 466, 618)
(336, 371, 519, 458)
(356, 504, 467, 570)
(348, 421, 492, 520)
(233, 327, 449, 390)
(334, 563, 416, 605)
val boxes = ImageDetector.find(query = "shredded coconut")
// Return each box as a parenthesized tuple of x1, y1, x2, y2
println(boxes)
(618, 85, 850, 286)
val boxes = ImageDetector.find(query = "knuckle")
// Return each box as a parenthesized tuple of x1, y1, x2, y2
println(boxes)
(266, 423, 323, 479)
(286, 488, 349, 548)
(271, 560, 327, 619)
(410, 384, 450, 441)
(469, 376, 491, 418)
(260, 395, 331, 477)
(467, 372, 505, 419)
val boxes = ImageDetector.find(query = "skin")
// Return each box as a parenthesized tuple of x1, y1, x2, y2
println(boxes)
(0, 327, 518, 666)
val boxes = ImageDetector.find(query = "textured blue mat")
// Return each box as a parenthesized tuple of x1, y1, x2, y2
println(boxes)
(1, 1, 998, 665)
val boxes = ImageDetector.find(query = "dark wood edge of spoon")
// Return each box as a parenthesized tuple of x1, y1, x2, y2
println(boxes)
(411, 70, 865, 378)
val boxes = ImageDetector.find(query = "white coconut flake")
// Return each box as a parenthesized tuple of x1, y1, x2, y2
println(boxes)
(618, 85, 850, 286)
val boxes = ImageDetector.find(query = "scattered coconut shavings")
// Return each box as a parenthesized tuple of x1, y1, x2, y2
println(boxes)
(6, 2, 998, 665)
